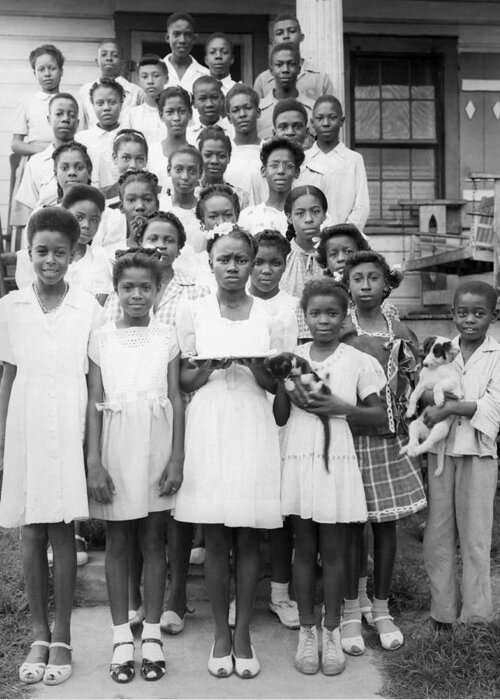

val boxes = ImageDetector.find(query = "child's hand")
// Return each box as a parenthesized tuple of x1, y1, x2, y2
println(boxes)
(304, 392, 349, 417)
(159, 456, 184, 497)
(87, 464, 115, 504)
(422, 404, 450, 428)
(282, 377, 311, 408)
(188, 358, 233, 371)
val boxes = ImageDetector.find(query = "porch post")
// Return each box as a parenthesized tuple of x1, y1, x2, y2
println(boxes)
(494, 177, 500, 294)
(295, 0, 345, 104)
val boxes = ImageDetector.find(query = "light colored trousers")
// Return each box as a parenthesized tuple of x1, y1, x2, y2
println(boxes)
(423, 454, 498, 623)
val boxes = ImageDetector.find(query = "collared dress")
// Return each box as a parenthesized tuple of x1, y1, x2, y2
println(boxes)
(0, 285, 103, 527)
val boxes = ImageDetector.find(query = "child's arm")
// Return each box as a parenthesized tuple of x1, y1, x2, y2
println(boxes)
(307, 391, 386, 426)
(273, 381, 291, 426)
(85, 359, 115, 503)
(346, 155, 370, 232)
(422, 400, 476, 429)
(11, 134, 48, 156)
(238, 360, 277, 393)
(0, 363, 17, 471)
(180, 357, 232, 393)
(159, 354, 185, 496)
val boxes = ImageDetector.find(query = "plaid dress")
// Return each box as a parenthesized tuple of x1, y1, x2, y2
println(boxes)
(348, 308, 427, 522)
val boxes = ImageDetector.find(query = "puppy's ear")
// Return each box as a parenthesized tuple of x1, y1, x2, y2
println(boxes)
(443, 342, 459, 361)
(422, 336, 437, 356)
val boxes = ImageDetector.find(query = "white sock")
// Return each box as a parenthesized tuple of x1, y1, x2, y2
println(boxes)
(271, 581, 290, 605)
(112, 623, 134, 665)
(142, 622, 164, 664)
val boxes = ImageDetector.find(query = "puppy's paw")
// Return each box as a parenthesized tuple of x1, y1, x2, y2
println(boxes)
(434, 391, 445, 407)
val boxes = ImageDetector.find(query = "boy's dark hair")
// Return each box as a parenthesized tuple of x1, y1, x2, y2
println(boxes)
(270, 42, 301, 66)
(342, 250, 404, 299)
(206, 224, 256, 257)
(225, 84, 260, 112)
(270, 13, 302, 34)
(313, 94, 344, 117)
(29, 44, 65, 70)
(273, 98, 308, 127)
(196, 183, 241, 222)
(168, 144, 203, 172)
(453, 280, 498, 312)
(166, 12, 195, 30)
(112, 248, 162, 290)
(49, 93, 79, 113)
(158, 86, 192, 114)
(138, 53, 168, 73)
(254, 229, 291, 260)
(61, 184, 105, 213)
(197, 125, 232, 156)
(27, 206, 80, 248)
(316, 224, 370, 270)
(205, 32, 234, 53)
(118, 169, 159, 203)
(300, 278, 349, 315)
(98, 39, 123, 56)
(112, 129, 149, 156)
(135, 210, 186, 249)
(192, 75, 223, 95)
(90, 77, 125, 103)
(260, 137, 305, 168)
(284, 185, 328, 241)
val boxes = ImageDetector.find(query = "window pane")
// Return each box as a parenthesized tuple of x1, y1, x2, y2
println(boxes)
(411, 101, 436, 139)
(355, 101, 380, 140)
(382, 180, 410, 218)
(382, 148, 410, 180)
(355, 59, 380, 98)
(411, 58, 435, 99)
(381, 60, 409, 99)
(359, 148, 380, 179)
(411, 180, 436, 199)
(367, 181, 381, 219)
(382, 101, 410, 139)
(411, 149, 435, 179)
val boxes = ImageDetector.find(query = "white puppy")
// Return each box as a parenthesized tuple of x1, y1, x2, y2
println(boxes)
(401, 336, 462, 475)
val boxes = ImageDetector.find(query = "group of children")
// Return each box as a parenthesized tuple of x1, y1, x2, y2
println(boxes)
(2, 7, 499, 691)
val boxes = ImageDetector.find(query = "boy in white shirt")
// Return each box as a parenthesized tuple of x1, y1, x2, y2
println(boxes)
(299, 95, 370, 232)
(422, 281, 500, 627)
(79, 40, 143, 129)
(186, 76, 235, 143)
(15, 93, 79, 219)
(225, 85, 262, 205)
(254, 14, 334, 102)
(163, 13, 209, 94)
(204, 33, 237, 96)
(122, 54, 168, 144)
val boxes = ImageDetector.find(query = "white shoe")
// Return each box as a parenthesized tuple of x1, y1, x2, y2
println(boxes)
(340, 616, 365, 656)
(295, 626, 319, 675)
(321, 626, 346, 675)
(269, 600, 300, 629)
(160, 610, 185, 635)
(189, 547, 205, 565)
(373, 614, 404, 650)
(228, 598, 236, 628)
(128, 605, 144, 628)
(75, 535, 88, 566)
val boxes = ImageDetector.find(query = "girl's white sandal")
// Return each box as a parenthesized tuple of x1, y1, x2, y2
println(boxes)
(19, 641, 50, 684)
(43, 642, 73, 685)
(372, 614, 404, 650)
(339, 618, 365, 655)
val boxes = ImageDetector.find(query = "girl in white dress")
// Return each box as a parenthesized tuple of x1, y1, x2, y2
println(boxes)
(0, 208, 103, 686)
(174, 223, 285, 679)
(274, 278, 386, 677)
(86, 249, 184, 684)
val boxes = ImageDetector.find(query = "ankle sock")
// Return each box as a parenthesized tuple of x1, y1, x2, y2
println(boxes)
(372, 597, 389, 617)
(358, 577, 372, 610)
(112, 623, 134, 665)
(271, 581, 291, 605)
(142, 622, 164, 663)
(342, 598, 361, 621)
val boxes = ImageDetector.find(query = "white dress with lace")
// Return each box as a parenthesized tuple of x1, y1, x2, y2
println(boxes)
(174, 294, 284, 528)
(280, 342, 386, 523)
(88, 321, 178, 521)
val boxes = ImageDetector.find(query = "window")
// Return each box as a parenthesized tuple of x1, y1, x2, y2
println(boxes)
(351, 54, 442, 221)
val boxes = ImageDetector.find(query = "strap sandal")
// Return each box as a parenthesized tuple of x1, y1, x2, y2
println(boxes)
(339, 618, 365, 656)
(140, 638, 166, 681)
(109, 641, 135, 684)
(372, 614, 404, 650)
(43, 642, 72, 685)
(19, 641, 50, 684)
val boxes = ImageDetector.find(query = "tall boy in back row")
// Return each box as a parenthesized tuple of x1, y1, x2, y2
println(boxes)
(254, 14, 334, 101)
(422, 281, 500, 626)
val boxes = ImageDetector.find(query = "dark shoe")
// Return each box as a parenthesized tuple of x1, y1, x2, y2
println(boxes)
(140, 639, 166, 681)
(109, 641, 135, 684)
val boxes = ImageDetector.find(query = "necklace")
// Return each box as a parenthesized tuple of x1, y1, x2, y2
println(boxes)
(33, 281, 69, 314)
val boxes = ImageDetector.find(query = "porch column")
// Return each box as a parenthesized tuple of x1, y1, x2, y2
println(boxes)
(295, 0, 345, 104)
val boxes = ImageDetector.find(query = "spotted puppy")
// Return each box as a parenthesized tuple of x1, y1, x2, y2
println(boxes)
(401, 335, 462, 475)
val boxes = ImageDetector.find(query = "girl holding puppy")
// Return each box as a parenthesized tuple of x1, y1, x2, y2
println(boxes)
(274, 277, 386, 677)
(340, 251, 426, 653)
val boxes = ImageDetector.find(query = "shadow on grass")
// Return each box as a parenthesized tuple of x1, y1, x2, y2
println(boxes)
(379, 618, 500, 699)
